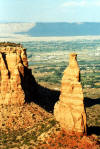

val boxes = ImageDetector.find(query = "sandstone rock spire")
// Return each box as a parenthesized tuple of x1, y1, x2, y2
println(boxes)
(54, 53, 87, 134)
(0, 44, 28, 105)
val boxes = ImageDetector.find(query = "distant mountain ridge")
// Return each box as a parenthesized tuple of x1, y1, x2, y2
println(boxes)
(1, 22, 100, 36)
(20, 22, 100, 36)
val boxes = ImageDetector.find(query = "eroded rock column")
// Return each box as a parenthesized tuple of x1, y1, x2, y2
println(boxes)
(54, 53, 86, 134)
(0, 45, 28, 105)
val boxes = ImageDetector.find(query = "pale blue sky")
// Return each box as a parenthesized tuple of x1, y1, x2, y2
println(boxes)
(0, 0, 100, 22)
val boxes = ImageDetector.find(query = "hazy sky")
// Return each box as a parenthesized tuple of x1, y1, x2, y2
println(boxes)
(0, 0, 100, 22)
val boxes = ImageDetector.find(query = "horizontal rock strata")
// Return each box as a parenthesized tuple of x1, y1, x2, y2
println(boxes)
(54, 53, 87, 134)
(0, 44, 28, 105)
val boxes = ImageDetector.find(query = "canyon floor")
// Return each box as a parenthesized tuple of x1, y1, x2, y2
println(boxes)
(0, 83, 100, 149)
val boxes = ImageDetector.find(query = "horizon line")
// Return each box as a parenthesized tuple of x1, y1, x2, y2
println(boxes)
(1, 21, 100, 24)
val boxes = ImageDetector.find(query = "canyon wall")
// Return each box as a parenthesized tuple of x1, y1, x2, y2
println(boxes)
(0, 44, 28, 105)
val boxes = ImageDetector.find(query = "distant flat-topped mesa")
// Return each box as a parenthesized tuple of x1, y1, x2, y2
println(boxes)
(54, 53, 87, 134)
(0, 42, 28, 105)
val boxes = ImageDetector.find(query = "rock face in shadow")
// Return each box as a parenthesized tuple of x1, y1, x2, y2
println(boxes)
(0, 45, 28, 105)
(54, 53, 87, 134)
(0, 43, 59, 111)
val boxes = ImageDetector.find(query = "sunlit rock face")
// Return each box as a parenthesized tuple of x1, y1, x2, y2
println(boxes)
(0, 44, 28, 105)
(54, 53, 87, 134)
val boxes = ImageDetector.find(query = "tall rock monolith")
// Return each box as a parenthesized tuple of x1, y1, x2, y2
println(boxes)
(0, 43, 29, 105)
(54, 53, 86, 134)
